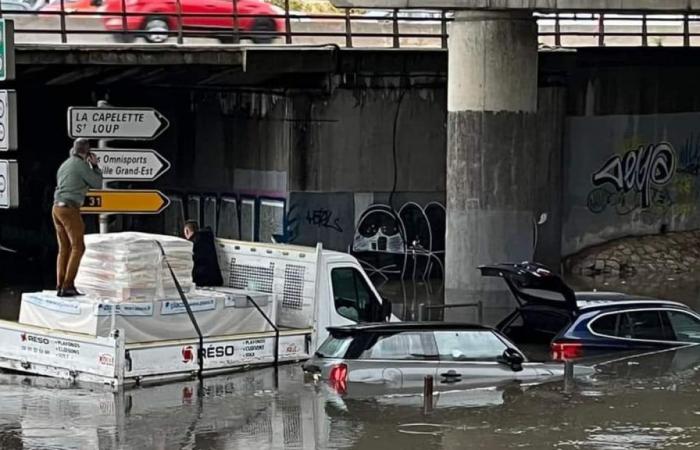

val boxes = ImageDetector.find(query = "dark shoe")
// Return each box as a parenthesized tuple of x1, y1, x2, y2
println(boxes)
(60, 287, 83, 297)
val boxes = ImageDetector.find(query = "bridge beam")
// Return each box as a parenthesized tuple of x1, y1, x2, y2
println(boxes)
(446, 11, 540, 292)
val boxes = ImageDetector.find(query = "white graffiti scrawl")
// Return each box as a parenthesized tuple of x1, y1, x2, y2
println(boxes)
(591, 142, 677, 209)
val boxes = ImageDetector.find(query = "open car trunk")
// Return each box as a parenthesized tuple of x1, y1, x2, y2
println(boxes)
(480, 263, 579, 351)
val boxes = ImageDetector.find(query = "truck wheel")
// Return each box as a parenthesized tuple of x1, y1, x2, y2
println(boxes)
(251, 18, 276, 44)
(143, 16, 170, 44)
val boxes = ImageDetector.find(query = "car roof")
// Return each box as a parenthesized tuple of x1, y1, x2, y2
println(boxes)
(574, 292, 691, 312)
(327, 322, 493, 333)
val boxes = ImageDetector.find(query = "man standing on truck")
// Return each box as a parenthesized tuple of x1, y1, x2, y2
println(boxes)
(184, 221, 223, 287)
(52, 138, 103, 297)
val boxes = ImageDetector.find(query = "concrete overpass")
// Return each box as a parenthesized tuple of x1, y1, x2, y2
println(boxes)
(6, 41, 700, 299)
(332, 0, 700, 11)
(313, 0, 700, 296)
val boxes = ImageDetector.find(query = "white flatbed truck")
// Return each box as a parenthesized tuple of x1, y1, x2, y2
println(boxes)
(0, 239, 393, 387)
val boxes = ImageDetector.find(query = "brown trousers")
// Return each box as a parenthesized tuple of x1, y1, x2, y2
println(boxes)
(52, 205, 86, 290)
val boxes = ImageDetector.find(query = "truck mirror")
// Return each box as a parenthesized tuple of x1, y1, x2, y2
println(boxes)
(381, 299, 392, 321)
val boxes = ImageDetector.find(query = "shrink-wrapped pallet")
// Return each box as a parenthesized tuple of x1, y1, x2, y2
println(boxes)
(75, 232, 194, 302)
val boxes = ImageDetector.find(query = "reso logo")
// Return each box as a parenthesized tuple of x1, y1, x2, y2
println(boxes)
(182, 346, 194, 363)
(203, 345, 235, 358)
(21, 333, 49, 345)
(181, 344, 235, 363)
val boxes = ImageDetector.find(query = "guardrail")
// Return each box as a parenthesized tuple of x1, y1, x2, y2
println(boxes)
(3, 4, 700, 48)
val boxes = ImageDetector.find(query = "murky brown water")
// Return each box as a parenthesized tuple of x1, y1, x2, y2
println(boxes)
(0, 274, 699, 449)
(0, 347, 699, 450)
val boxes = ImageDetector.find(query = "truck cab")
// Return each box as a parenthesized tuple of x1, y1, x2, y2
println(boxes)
(214, 239, 393, 350)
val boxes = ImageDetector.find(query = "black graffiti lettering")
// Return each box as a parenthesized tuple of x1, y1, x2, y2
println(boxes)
(306, 208, 343, 232)
(592, 142, 676, 209)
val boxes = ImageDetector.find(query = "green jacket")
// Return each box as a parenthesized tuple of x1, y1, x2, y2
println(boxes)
(54, 155, 103, 207)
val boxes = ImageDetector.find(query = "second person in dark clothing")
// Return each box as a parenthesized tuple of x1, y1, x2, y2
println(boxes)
(184, 220, 223, 287)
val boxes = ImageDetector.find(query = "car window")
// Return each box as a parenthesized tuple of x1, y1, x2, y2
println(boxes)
(590, 313, 618, 336)
(360, 332, 436, 360)
(316, 334, 352, 358)
(331, 268, 379, 323)
(628, 311, 670, 341)
(521, 309, 570, 335)
(434, 331, 508, 361)
(667, 311, 700, 343)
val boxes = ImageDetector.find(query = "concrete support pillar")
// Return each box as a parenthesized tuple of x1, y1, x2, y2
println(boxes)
(446, 11, 539, 296)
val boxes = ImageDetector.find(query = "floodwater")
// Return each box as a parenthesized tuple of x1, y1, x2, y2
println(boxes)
(0, 273, 699, 450)
(0, 347, 699, 450)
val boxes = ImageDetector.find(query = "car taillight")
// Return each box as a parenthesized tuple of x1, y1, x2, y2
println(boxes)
(551, 342, 583, 361)
(328, 363, 348, 394)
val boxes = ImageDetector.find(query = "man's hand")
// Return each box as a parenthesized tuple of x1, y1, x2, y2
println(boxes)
(86, 152, 98, 167)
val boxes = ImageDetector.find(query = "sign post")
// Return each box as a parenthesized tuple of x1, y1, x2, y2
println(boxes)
(81, 190, 170, 214)
(68, 107, 169, 140)
(0, 159, 18, 209)
(67, 103, 171, 233)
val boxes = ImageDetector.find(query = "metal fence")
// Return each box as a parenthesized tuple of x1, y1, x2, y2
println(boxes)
(4, 3, 700, 48)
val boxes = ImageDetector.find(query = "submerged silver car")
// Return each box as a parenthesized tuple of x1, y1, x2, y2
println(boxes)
(304, 322, 588, 395)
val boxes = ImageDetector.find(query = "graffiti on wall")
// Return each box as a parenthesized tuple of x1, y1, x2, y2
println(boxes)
(564, 113, 700, 256)
(350, 201, 445, 281)
(306, 208, 343, 233)
(587, 142, 677, 216)
(163, 191, 446, 281)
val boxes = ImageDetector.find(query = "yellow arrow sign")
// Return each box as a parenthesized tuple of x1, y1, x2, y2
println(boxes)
(81, 190, 170, 214)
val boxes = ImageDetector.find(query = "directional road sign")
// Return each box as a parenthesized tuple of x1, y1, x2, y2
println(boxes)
(0, 90, 18, 151)
(68, 107, 169, 140)
(0, 159, 18, 209)
(0, 20, 15, 82)
(81, 190, 170, 214)
(92, 149, 170, 181)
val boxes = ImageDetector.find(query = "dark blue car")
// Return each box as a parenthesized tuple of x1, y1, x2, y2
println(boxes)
(481, 263, 700, 360)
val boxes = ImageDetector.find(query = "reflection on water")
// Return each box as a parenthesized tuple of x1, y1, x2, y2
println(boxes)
(0, 348, 698, 450)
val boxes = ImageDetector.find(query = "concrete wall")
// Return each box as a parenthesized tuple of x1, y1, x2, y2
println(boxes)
(166, 86, 447, 248)
(563, 112, 700, 255)
(561, 51, 700, 256)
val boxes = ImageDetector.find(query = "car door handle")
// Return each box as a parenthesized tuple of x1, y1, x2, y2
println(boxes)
(440, 370, 462, 383)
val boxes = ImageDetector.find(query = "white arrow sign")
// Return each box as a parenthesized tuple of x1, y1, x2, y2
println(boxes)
(92, 149, 170, 181)
(68, 107, 169, 140)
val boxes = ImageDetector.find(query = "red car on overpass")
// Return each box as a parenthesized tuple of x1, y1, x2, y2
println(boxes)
(100, 0, 284, 44)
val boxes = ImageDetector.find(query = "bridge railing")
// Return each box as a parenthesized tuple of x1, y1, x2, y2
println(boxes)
(2, 3, 700, 48)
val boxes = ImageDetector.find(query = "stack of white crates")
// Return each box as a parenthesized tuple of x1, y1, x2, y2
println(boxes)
(75, 232, 194, 302)
(18, 232, 275, 342)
